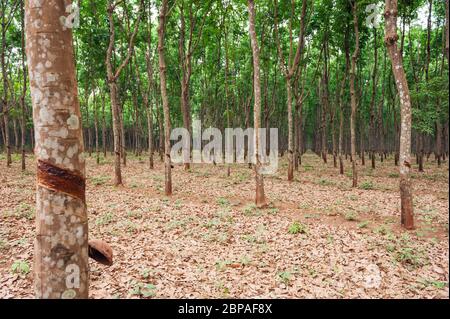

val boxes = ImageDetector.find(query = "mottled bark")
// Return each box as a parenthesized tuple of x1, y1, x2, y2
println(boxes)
(224, 7, 231, 177)
(350, 1, 359, 187)
(0, 0, 17, 167)
(370, 27, 378, 169)
(446, 0, 449, 61)
(145, 49, 154, 169)
(339, 29, 350, 175)
(93, 90, 99, 165)
(105, 0, 141, 185)
(158, 0, 172, 196)
(101, 90, 107, 158)
(25, 0, 88, 298)
(378, 49, 387, 161)
(247, 0, 267, 207)
(274, 0, 307, 182)
(20, 2, 27, 171)
(321, 37, 329, 164)
(13, 117, 18, 152)
(385, 0, 414, 230)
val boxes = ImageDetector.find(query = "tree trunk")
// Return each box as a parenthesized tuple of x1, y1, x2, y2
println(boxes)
(101, 91, 107, 158)
(119, 102, 126, 166)
(350, 1, 359, 187)
(224, 8, 231, 177)
(20, 3, 27, 171)
(105, 0, 141, 185)
(108, 81, 122, 185)
(446, 0, 449, 61)
(13, 117, 18, 153)
(339, 29, 350, 175)
(287, 81, 294, 181)
(1, 14, 11, 167)
(247, 0, 267, 207)
(25, 0, 88, 298)
(385, 0, 414, 230)
(378, 49, 387, 162)
(370, 27, 378, 169)
(93, 90, 99, 165)
(321, 38, 329, 165)
(158, 105, 164, 162)
(158, 0, 172, 196)
(145, 44, 154, 169)
(273, 0, 307, 182)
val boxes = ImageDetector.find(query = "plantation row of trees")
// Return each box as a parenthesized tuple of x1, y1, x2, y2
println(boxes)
(1, 1, 448, 167)
(2, 0, 447, 299)
(1, 2, 449, 223)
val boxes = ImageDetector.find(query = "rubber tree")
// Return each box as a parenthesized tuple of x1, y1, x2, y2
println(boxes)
(25, 0, 88, 298)
(158, 0, 172, 196)
(273, 0, 308, 182)
(247, 0, 267, 207)
(349, 0, 359, 187)
(105, 0, 142, 186)
(384, 0, 414, 229)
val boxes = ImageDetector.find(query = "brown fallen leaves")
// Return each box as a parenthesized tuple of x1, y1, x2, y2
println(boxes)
(0, 152, 448, 298)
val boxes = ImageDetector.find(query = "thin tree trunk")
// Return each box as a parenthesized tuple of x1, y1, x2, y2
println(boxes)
(20, 2, 26, 171)
(158, 0, 172, 196)
(247, 0, 267, 207)
(446, 0, 449, 62)
(273, 0, 307, 182)
(370, 27, 378, 169)
(339, 29, 350, 175)
(105, 0, 141, 185)
(378, 49, 387, 162)
(13, 117, 18, 153)
(158, 104, 164, 162)
(385, 0, 414, 230)
(120, 102, 126, 166)
(93, 90, 99, 165)
(101, 90, 107, 158)
(224, 6, 231, 177)
(1, 3, 12, 167)
(350, 1, 359, 187)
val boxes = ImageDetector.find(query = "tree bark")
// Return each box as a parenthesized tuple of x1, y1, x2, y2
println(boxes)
(25, 0, 88, 298)
(247, 0, 267, 207)
(101, 90, 107, 158)
(446, 0, 449, 61)
(339, 28, 350, 175)
(20, 2, 27, 171)
(1, 6, 11, 167)
(105, 0, 141, 185)
(350, 1, 359, 187)
(370, 27, 378, 169)
(384, 0, 414, 230)
(158, 0, 172, 196)
(273, 0, 307, 182)
(93, 90, 99, 164)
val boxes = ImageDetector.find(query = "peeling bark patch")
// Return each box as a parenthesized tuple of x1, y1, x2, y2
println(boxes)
(37, 160, 85, 202)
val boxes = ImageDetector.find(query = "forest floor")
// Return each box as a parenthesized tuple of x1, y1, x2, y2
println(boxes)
(0, 151, 448, 299)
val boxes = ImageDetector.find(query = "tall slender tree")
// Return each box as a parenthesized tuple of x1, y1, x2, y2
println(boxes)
(274, 0, 308, 182)
(20, 0, 27, 171)
(350, 0, 359, 187)
(105, 0, 142, 185)
(385, 0, 414, 229)
(1, 0, 20, 167)
(247, 0, 267, 207)
(158, 0, 172, 196)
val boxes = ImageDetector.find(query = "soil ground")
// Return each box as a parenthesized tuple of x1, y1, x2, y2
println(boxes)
(0, 151, 448, 298)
